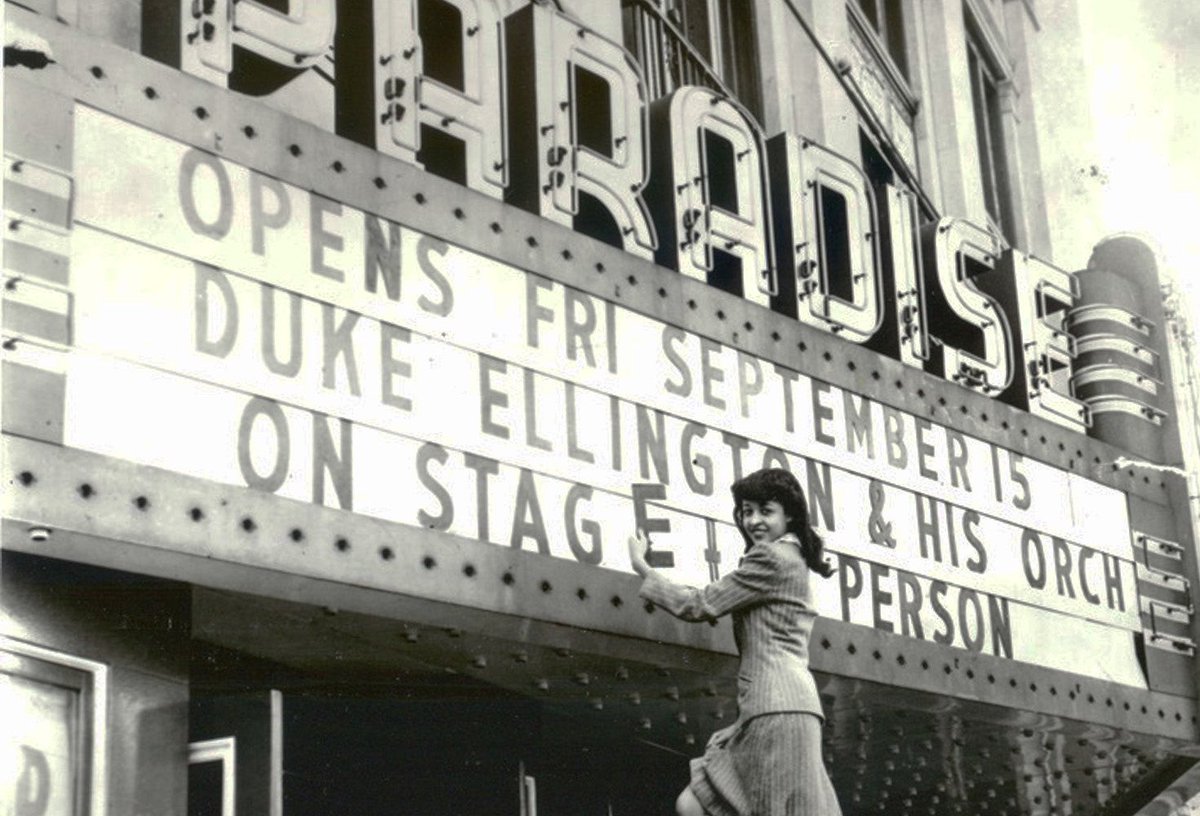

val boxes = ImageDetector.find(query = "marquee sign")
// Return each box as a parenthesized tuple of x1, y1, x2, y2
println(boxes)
(45, 106, 1148, 686)
(138, 0, 1112, 433)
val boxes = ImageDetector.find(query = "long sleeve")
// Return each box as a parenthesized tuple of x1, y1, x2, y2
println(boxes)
(638, 545, 783, 622)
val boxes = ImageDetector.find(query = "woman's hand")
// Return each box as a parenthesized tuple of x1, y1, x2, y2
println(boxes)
(627, 529, 651, 577)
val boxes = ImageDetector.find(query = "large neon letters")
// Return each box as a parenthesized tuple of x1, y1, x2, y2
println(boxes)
(372, 0, 508, 198)
(176, 0, 336, 86)
(984, 251, 1089, 431)
(505, 4, 656, 259)
(768, 135, 880, 340)
(648, 88, 775, 306)
(921, 219, 1013, 396)
(145, 0, 1100, 432)
(875, 184, 930, 367)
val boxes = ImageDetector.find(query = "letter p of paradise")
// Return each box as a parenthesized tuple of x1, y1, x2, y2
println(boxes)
(632, 483, 674, 568)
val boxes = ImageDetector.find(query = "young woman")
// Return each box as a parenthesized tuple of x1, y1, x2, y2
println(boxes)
(628, 468, 842, 816)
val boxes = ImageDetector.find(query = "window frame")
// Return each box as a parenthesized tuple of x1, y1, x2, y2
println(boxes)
(1, 636, 109, 816)
(624, 0, 763, 122)
(849, 0, 911, 83)
(845, 0, 920, 116)
(707, 0, 761, 115)
(963, 4, 1017, 243)
(189, 737, 238, 816)
(845, 0, 922, 188)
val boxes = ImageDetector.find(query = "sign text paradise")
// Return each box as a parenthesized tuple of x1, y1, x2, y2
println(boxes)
(147, 0, 1094, 431)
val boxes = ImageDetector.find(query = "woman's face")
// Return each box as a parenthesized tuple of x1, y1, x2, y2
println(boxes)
(739, 499, 791, 545)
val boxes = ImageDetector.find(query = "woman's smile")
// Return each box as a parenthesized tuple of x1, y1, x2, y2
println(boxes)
(739, 499, 791, 543)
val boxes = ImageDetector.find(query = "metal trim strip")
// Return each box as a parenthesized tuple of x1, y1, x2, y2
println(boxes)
(1140, 597, 1193, 623)
(1073, 364, 1161, 395)
(1135, 563, 1191, 593)
(1134, 531, 1185, 562)
(2, 179, 72, 230)
(1074, 334, 1158, 366)
(1, 299, 70, 345)
(1146, 631, 1197, 657)
(1086, 394, 1167, 425)
(1066, 304, 1154, 336)
(3, 239, 70, 285)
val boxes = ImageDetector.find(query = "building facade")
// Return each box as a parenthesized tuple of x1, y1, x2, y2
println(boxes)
(3, 0, 1199, 814)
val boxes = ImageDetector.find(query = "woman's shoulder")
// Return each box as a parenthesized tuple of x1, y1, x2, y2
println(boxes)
(763, 534, 805, 564)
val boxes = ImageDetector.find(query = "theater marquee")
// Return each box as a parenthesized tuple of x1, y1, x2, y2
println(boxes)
(137, 0, 1104, 432)
(46, 106, 1148, 686)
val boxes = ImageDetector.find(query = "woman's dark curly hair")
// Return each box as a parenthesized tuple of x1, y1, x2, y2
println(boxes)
(731, 468, 835, 578)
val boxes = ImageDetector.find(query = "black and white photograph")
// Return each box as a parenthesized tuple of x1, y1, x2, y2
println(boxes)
(3, 1, 1200, 814)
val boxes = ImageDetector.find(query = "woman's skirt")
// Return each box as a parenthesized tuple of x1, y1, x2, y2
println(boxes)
(689, 712, 842, 816)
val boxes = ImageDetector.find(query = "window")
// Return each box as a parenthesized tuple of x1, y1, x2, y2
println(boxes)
(188, 738, 237, 816)
(704, 0, 761, 112)
(965, 26, 1014, 238)
(846, 0, 920, 181)
(853, 0, 909, 78)
(623, 0, 762, 121)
